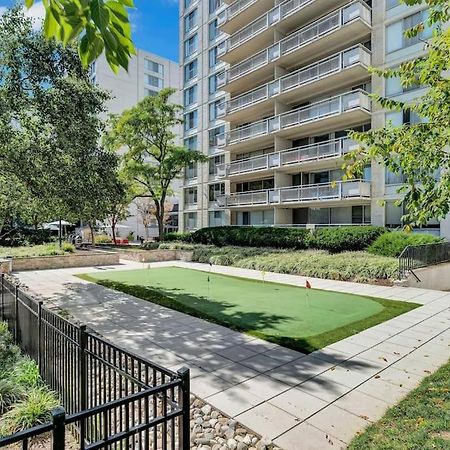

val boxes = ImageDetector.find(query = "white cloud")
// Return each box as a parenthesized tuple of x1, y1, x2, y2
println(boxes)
(24, 1, 45, 30)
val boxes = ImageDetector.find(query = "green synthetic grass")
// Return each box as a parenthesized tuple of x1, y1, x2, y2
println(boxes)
(79, 267, 419, 353)
(348, 359, 450, 449)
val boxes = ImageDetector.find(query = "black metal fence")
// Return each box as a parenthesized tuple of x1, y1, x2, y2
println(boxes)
(0, 275, 190, 449)
(398, 241, 450, 279)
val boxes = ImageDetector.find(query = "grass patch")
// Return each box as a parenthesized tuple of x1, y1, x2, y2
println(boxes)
(79, 267, 419, 353)
(348, 359, 450, 449)
(0, 243, 74, 258)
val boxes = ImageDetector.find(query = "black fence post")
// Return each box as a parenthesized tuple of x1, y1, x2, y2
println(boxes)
(37, 301, 43, 368)
(79, 325, 88, 449)
(14, 285, 19, 342)
(177, 367, 190, 450)
(1, 273, 4, 322)
(51, 406, 66, 450)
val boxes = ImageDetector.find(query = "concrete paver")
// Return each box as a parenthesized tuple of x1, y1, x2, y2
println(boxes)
(15, 260, 450, 449)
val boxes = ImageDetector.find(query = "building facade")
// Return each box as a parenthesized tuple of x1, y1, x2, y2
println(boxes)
(178, 0, 449, 237)
(92, 49, 182, 239)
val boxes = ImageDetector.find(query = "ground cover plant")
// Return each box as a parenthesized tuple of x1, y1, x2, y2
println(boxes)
(348, 358, 450, 450)
(79, 267, 418, 353)
(0, 243, 75, 258)
(0, 322, 59, 437)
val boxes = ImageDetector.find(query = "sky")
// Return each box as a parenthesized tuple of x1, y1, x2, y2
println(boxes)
(0, 0, 180, 62)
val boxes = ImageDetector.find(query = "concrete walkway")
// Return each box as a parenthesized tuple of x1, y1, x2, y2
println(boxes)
(16, 260, 450, 449)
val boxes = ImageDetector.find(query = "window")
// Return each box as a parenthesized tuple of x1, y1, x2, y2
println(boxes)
(386, 10, 433, 54)
(184, 34, 198, 58)
(209, 211, 225, 227)
(184, 110, 198, 132)
(185, 187, 198, 204)
(209, 47, 218, 68)
(184, 59, 198, 82)
(185, 162, 197, 179)
(184, 136, 198, 150)
(385, 75, 421, 96)
(351, 205, 371, 224)
(386, 167, 405, 185)
(184, 9, 197, 34)
(184, 0, 194, 10)
(185, 212, 197, 229)
(184, 85, 198, 107)
(209, 99, 224, 121)
(145, 89, 158, 97)
(208, 74, 218, 95)
(209, 125, 225, 148)
(386, 110, 421, 126)
(209, 0, 222, 13)
(209, 154, 225, 175)
(209, 183, 225, 201)
(145, 59, 163, 75)
(386, 0, 400, 10)
(145, 74, 163, 88)
(236, 179, 274, 192)
(209, 19, 219, 41)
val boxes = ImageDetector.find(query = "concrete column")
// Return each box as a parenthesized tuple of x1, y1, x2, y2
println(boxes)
(274, 136, 290, 152)
(274, 99, 290, 116)
(275, 172, 291, 188)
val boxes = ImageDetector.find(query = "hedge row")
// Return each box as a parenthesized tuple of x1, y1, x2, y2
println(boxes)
(187, 226, 387, 253)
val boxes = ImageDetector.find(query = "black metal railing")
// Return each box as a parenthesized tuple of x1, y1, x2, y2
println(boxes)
(398, 241, 450, 279)
(0, 275, 190, 449)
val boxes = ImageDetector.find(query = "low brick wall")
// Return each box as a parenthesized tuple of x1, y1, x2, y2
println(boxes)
(7, 251, 120, 272)
(118, 249, 193, 263)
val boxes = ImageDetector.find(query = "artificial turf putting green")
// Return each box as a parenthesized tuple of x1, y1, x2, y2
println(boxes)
(79, 267, 419, 353)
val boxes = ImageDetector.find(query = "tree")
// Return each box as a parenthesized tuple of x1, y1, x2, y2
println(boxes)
(0, 8, 121, 238)
(25, 0, 135, 72)
(104, 178, 132, 244)
(344, 0, 450, 228)
(135, 198, 173, 240)
(105, 88, 207, 237)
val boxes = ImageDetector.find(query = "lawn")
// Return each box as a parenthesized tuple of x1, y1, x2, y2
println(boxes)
(348, 359, 450, 449)
(79, 267, 419, 353)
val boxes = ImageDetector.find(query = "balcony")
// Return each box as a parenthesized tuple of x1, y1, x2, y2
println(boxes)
(219, 0, 350, 64)
(218, 0, 274, 35)
(219, 1, 372, 94)
(217, 90, 371, 152)
(219, 45, 371, 123)
(218, 137, 359, 180)
(217, 180, 371, 208)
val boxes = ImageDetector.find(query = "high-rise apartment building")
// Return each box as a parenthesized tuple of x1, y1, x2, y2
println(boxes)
(92, 49, 182, 238)
(179, 0, 450, 237)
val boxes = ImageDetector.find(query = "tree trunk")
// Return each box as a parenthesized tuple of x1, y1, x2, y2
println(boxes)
(157, 201, 165, 239)
(89, 222, 95, 246)
(112, 220, 117, 245)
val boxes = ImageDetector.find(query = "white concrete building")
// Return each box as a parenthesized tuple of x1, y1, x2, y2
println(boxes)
(92, 49, 182, 239)
(178, 0, 449, 238)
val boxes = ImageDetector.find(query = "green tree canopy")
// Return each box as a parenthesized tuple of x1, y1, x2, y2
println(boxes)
(26, 0, 135, 72)
(345, 0, 450, 227)
(105, 88, 207, 237)
(0, 8, 121, 232)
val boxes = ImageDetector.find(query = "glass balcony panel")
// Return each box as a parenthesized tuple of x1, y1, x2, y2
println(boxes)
(229, 15, 268, 49)
(229, 50, 268, 80)
(228, 0, 256, 19)
(228, 85, 268, 112)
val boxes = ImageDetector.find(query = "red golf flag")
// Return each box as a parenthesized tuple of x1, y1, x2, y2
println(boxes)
(305, 280, 312, 289)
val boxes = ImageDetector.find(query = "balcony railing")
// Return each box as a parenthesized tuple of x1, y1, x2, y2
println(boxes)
(222, 1, 371, 85)
(221, 90, 370, 147)
(224, 45, 370, 116)
(228, 0, 258, 20)
(217, 180, 370, 207)
(219, 137, 358, 177)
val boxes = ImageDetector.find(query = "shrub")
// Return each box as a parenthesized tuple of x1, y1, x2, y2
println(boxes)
(140, 241, 160, 250)
(309, 226, 387, 253)
(160, 232, 192, 243)
(12, 359, 42, 388)
(61, 242, 75, 253)
(94, 234, 113, 244)
(0, 229, 55, 247)
(0, 379, 22, 413)
(2, 387, 59, 433)
(190, 226, 310, 249)
(368, 231, 442, 257)
(191, 245, 276, 265)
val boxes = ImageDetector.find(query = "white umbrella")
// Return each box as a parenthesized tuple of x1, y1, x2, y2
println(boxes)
(43, 224, 59, 231)
(105, 224, 130, 229)
(47, 220, 73, 226)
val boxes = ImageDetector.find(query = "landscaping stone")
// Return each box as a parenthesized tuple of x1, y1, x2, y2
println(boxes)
(190, 394, 281, 450)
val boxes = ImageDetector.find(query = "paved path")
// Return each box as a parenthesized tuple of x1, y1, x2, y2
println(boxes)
(16, 260, 450, 449)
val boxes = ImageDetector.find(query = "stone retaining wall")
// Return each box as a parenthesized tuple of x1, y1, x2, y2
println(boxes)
(4, 251, 119, 272)
(397, 261, 450, 291)
(118, 249, 193, 263)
